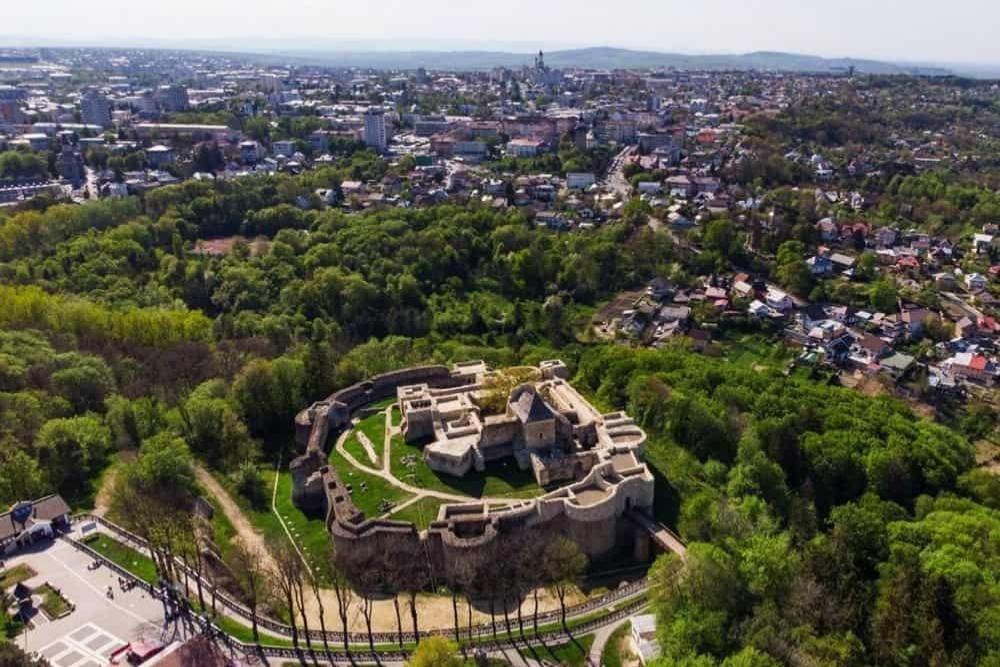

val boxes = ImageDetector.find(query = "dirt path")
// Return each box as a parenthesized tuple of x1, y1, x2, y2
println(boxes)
(302, 581, 582, 633)
(336, 411, 520, 506)
(93, 451, 137, 517)
(194, 465, 279, 574)
(93, 464, 119, 517)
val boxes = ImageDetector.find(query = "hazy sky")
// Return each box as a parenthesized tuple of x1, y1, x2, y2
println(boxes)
(6, 0, 999, 64)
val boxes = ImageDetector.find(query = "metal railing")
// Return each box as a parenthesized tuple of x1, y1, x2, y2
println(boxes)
(69, 513, 651, 649)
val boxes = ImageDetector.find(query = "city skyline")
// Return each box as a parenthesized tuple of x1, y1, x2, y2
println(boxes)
(4, 0, 1000, 66)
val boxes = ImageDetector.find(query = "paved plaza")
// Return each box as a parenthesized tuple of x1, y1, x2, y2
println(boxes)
(4, 535, 167, 665)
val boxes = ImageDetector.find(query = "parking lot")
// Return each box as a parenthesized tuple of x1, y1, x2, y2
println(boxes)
(4, 535, 167, 664)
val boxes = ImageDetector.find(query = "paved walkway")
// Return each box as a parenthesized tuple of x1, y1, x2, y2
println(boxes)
(588, 613, 635, 666)
(334, 408, 521, 506)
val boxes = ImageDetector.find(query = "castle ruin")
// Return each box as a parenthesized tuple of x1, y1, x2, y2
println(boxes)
(290, 360, 656, 577)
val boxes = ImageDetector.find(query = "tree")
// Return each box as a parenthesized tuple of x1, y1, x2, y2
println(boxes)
(268, 537, 304, 650)
(328, 556, 356, 655)
(869, 279, 899, 313)
(543, 536, 587, 631)
(233, 357, 305, 438)
(230, 538, 267, 645)
(50, 353, 115, 413)
(33, 415, 112, 498)
(703, 218, 740, 263)
(244, 117, 271, 143)
(0, 443, 44, 505)
(406, 636, 463, 667)
(0, 642, 49, 666)
(775, 240, 812, 296)
(193, 142, 225, 173)
(720, 647, 783, 667)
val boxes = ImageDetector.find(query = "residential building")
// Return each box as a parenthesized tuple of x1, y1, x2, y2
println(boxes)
(240, 140, 263, 164)
(273, 140, 297, 157)
(157, 84, 189, 112)
(566, 172, 596, 190)
(81, 90, 112, 128)
(966, 273, 988, 292)
(0, 85, 26, 124)
(1, 495, 70, 555)
(58, 149, 84, 186)
(364, 109, 388, 153)
(506, 138, 545, 157)
(630, 614, 661, 665)
(146, 144, 175, 168)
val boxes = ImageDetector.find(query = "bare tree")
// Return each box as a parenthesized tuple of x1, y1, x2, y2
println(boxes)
(269, 538, 304, 650)
(328, 561, 355, 656)
(525, 532, 551, 637)
(380, 551, 407, 649)
(292, 561, 315, 655)
(307, 557, 335, 662)
(543, 535, 587, 632)
(399, 544, 431, 643)
(351, 567, 380, 655)
(445, 559, 472, 648)
(230, 538, 266, 645)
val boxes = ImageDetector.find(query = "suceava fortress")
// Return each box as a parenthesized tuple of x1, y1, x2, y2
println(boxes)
(290, 360, 660, 575)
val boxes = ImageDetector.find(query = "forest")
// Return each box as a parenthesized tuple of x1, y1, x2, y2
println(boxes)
(0, 169, 996, 666)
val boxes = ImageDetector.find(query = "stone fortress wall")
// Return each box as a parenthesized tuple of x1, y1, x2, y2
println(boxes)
(290, 361, 656, 577)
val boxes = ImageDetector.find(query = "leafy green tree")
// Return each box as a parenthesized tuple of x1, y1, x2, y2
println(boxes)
(868, 279, 899, 313)
(775, 240, 812, 295)
(233, 356, 305, 438)
(0, 440, 45, 504)
(720, 647, 783, 667)
(50, 353, 116, 413)
(406, 636, 463, 667)
(104, 396, 165, 450)
(131, 432, 196, 495)
(0, 642, 50, 666)
(33, 414, 112, 497)
(181, 380, 253, 466)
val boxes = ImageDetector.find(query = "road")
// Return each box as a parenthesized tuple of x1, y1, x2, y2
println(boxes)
(602, 146, 635, 198)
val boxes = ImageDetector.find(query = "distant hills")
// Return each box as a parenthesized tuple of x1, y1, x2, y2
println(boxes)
(0, 37, 968, 76)
(263, 46, 953, 75)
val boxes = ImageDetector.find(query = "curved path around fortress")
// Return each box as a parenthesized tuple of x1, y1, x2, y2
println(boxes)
(333, 406, 526, 510)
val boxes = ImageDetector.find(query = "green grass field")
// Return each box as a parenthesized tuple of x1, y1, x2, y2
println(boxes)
(601, 621, 633, 667)
(344, 431, 381, 468)
(272, 470, 332, 571)
(82, 533, 159, 585)
(389, 435, 542, 499)
(223, 467, 290, 547)
(388, 497, 446, 529)
(357, 410, 387, 447)
(36, 583, 72, 618)
(329, 448, 413, 518)
(1, 563, 37, 589)
(0, 609, 21, 640)
(370, 396, 397, 409)
(519, 634, 594, 667)
(213, 613, 295, 647)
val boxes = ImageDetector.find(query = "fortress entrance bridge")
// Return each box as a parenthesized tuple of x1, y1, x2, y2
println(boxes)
(626, 507, 687, 558)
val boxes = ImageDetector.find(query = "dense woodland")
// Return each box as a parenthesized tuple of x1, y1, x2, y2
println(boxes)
(0, 161, 997, 665)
